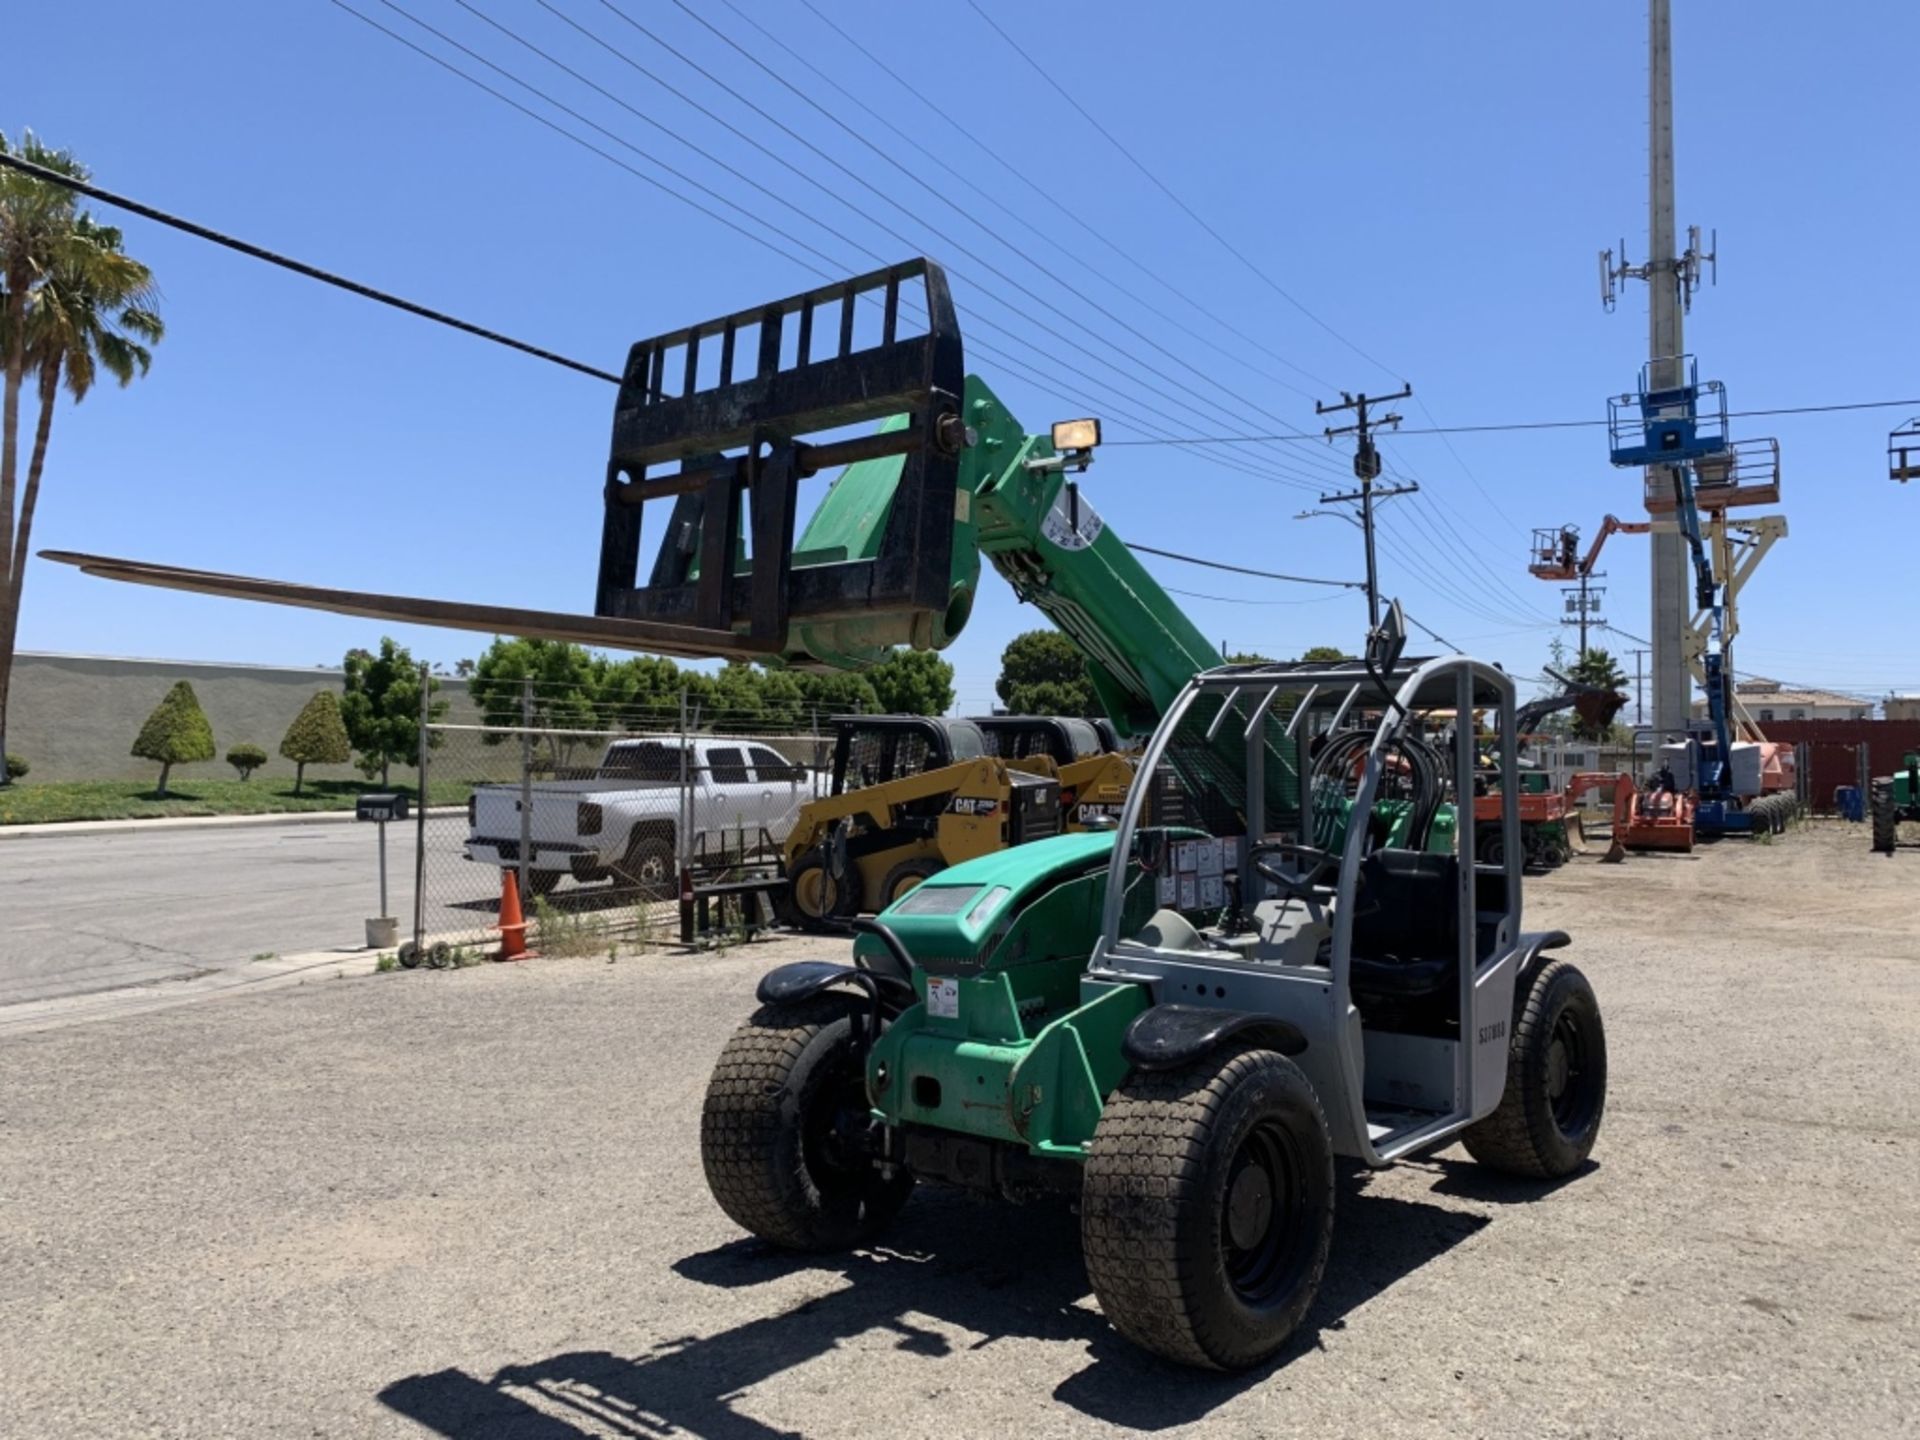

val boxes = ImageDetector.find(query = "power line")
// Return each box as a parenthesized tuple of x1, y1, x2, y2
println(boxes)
(788, 0, 1339, 399)
(584, 0, 1337, 460)
(1162, 585, 1348, 608)
(0, 148, 618, 383)
(334, 0, 1342, 492)
(1401, 610, 1464, 653)
(1129, 545, 1365, 590)
(1106, 397, 1920, 445)
(511, 0, 1358, 486)
(964, 0, 1391, 380)
(729, 0, 1333, 409)
(0, 108, 1365, 610)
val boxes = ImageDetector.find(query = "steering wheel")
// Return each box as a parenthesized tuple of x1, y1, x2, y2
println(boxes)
(1247, 840, 1337, 899)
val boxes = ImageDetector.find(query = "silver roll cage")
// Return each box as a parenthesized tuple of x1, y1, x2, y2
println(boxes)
(1094, 655, 1521, 975)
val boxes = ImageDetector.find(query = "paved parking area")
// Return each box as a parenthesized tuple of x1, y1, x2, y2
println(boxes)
(1, 823, 1914, 1438)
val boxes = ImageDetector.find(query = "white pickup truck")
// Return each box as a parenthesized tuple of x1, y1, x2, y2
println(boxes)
(465, 736, 811, 898)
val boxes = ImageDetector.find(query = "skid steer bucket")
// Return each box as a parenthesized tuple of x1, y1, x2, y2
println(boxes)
(46, 259, 967, 663)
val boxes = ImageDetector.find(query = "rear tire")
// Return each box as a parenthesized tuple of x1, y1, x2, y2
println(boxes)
(700, 995, 912, 1251)
(1082, 1048, 1335, 1370)
(1871, 780, 1897, 854)
(878, 858, 944, 910)
(612, 833, 674, 899)
(1462, 958, 1607, 1178)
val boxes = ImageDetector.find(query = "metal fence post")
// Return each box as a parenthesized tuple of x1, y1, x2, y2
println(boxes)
(519, 674, 533, 904)
(412, 661, 429, 958)
(678, 688, 693, 942)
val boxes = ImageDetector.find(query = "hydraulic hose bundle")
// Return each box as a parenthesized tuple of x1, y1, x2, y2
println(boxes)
(1308, 726, 1450, 854)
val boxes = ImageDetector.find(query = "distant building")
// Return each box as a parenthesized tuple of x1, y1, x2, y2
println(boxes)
(1882, 695, 1920, 722)
(1692, 676, 1870, 724)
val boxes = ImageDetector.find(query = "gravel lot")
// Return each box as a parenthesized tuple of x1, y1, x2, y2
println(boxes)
(2, 821, 1914, 1438)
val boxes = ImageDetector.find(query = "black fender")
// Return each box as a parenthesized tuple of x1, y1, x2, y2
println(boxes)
(1514, 929, 1572, 983)
(755, 960, 871, 1008)
(754, 960, 915, 1057)
(1120, 1003, 1308, 1073)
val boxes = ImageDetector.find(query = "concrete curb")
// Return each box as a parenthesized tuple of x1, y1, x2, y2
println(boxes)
(0, 945, 386, 1038)
(0, 805, 467, 842)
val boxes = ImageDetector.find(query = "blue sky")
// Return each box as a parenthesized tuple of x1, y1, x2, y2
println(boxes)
(10, 0, 1918, 713)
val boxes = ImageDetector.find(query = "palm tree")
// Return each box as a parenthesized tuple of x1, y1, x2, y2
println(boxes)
(0, 133, 162, 781)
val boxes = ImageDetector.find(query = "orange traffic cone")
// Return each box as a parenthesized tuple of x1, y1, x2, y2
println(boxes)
(497, 869, 530, 960)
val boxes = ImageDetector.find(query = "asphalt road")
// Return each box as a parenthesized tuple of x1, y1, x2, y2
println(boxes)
(1, 823, 1914, 1438)
(0, 818, 488, 1007)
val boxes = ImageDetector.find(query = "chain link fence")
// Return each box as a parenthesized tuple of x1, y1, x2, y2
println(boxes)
(403, 684, 836, 963)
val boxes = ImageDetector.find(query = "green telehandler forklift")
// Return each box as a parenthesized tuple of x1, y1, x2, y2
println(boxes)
(704, 609, 1608, 1370)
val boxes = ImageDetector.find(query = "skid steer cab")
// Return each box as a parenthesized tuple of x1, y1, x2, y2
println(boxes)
(703, 629, 1609, 1370)
(778, 715, 1062, 926)
(969, 714, 1137, 831)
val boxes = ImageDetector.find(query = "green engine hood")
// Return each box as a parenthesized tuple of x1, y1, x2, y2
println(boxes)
(855, 831, 1116, 964)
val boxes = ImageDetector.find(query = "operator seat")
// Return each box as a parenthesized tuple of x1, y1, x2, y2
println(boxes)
(1347, 849, 1460, 1009)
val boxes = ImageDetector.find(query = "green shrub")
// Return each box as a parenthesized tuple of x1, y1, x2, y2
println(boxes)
(280, 691, 351, 796)
(131, 681, 216, 795)
(227, 743, 268, 781)
(3, 754, 26, 781)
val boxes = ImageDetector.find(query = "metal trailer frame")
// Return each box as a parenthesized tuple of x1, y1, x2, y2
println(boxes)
(1091, 657, 1534, 1166)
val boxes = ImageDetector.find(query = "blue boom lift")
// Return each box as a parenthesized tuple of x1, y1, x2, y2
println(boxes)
(1607, 357, 1755, 835)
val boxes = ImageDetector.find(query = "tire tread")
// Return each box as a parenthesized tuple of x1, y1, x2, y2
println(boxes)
(1461, 958, 1605, 1178)
(1081, 1048, 1333, 1370)
(700, 995, 905, 1250)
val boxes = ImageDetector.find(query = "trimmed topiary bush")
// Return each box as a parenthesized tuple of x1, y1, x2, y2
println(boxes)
(3, 754, 26, 781)
(227, 743, 268, 782)
(131, 681, 216, 795)
(280, 691, 351, 796)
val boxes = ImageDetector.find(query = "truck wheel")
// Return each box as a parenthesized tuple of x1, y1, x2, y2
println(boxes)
(784, 853, 861, 928)
(1081, 1047, 1335, 1370)
(613, 834, 674, 898)
(878, 859, 944, 910)
(700, 994, 911, 1251)
(1871, 780, 1897, 854)
(1462, 959, 1607, 1178)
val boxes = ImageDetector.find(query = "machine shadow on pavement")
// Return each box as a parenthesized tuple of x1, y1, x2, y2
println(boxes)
(377, 1171, 1502, 1437)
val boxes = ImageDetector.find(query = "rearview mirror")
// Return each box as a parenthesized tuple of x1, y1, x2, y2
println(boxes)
(1366, 597, 1408, 673)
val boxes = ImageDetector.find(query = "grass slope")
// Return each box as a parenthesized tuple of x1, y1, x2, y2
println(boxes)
(0, 777, 470, 826)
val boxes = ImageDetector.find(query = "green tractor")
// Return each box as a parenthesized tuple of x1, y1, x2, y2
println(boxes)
(701, 621, 1608, 1370)
(1871, 754, 1920, 854)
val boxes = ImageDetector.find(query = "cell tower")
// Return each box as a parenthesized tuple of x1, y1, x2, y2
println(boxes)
(1597, 0, 1785, 740)
(1596, 0, 1707, 738)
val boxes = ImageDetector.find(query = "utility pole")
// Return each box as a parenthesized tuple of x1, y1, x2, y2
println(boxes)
(1314, 385, 1416, 627)
(1562, 571, 1606, 659)
(1599, 0, 1714, 738)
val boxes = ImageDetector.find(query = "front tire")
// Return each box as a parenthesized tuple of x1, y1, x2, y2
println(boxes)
(1081, 1047, 1335, 1370)
(700, 995, 911, 1251)
(1462, 958, 1607, 1178)
(783, 852, 862, 929)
